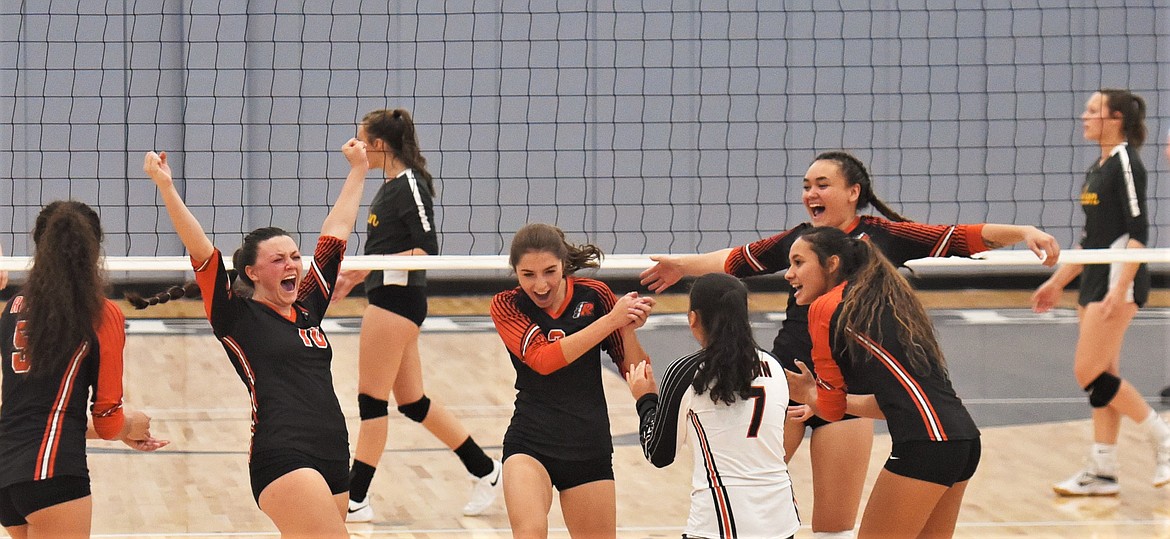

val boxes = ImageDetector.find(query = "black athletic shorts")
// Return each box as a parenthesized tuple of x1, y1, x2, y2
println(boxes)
(503, 443, 613, 491)
(0, 476, 91, 527)
(249, 448, 349, 504)
(367, 285, 428, 327)
(884, 438, 981, 487)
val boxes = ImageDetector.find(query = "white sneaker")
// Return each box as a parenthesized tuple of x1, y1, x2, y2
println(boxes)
(1052, 469, 1119, 496)
(1154, 439, 1170, 487)
(462, 459, 502, 516)
(346, 495, 373, 523)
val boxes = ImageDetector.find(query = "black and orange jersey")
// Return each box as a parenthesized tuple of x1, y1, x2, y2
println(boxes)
(1077, 143, 1150, 306)
(808, 282, 979, 443)
(724, 216, 988, 376)
(363, 168, 437, 291)
(490, 276, 624, 461)
(0, 298, 126, 487)
(193, 235, 349, 461)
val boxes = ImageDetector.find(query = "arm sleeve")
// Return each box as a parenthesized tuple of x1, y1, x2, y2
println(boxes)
(298, 235, 347, 319)
(489, 291, 569, 375)
(192, 249, 246, 337)
(809, 290, 848, 422)
(637, 355, 699, 468)
(90, 300, 125, 440)
(878, 220, 989, 259)
(724, 225, 806, 277)
(1118, 153, 1149, 244)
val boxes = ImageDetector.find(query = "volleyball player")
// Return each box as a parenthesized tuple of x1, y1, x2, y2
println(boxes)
(640, 150, 1059, 538)
(626, 272, 800, 539)
(0, 200, 165, 539)
(785, 226, 979, 538)
(1032, 89, 1170, 496)
(143, 142, 366, 538)
(490, 223, 653, 539)
(327, 109, 500, 521)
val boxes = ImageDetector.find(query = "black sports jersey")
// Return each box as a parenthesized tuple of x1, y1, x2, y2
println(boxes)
(809, 282, 979, 443)
(193, 236, 349, 461)
(0, 298, 126, 487)
(490, 277, 625, 461)
(1078, 143, 1150, 306)
(724, 215, 988, 377)
(363, 168, 437, 291)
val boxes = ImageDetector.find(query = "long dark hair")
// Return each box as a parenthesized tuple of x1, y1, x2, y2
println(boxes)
(21, 200, 106, 378)
(814, 151, 910, 223)
(127, 226, 288, 308)
(508, 223, 602, 275)
(1099, 88, 1147, 150)
(362, 108, 435, 193)
(688, 273, 759, 405)
(797, 226, 945, 376)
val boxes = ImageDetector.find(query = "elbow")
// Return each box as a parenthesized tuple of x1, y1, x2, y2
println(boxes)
(93, 416, 124, 441)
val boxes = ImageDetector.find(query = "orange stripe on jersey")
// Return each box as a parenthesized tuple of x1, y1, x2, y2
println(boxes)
(222, 336, 260, 436)
(489, 290, 568, 375)
(574, 278, 625, 368)
(91, 300, 126, 440)
(848, 329, 948, 441)
(689, 410, 736, 537)
(35, 341, 88, 480)
(809, 283, 848, 422)
(299, 236, 346, 302)
(193, 250, 223, 321)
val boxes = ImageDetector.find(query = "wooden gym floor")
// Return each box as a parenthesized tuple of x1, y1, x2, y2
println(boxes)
(7, 289, 1170, 538)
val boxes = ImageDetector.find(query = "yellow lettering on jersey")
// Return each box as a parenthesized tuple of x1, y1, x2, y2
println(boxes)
(1080, 192, 1099, 206)
(367, 213, 379, 227)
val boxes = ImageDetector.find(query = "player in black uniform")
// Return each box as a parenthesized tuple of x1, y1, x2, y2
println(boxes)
(640, 151, 1058, 538)
(143, 142, 366, 538)
(784, 226, 979, 538)
(490, 223, 653, 539)
(1032, 89, 1170, 496)
(0, 201, 164, 538)
(328, 109, 500, 521)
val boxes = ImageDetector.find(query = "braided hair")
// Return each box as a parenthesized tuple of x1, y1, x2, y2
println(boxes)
(813, 151, 911, 223)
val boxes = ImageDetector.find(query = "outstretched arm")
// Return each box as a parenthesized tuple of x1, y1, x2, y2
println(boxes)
(639, 249, 732, 293)
(144, 151, 214, 263)
(320, 138, 370, 240)
(980, 224, 1060, 266)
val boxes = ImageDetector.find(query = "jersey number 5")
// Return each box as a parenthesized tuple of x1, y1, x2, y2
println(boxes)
(746, 386, 765, 438)
(11, 320, 30, 373)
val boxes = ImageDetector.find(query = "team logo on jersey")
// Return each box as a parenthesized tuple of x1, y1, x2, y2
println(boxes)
(572, 302, 594, 318)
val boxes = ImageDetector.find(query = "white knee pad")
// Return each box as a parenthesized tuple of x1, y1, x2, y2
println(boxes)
(813, 531, 855, 539)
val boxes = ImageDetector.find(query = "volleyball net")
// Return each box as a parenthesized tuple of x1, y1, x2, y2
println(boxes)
(2, 2, 1168, 281)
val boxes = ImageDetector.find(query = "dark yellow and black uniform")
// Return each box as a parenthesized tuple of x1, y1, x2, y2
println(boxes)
(490, 277, 626, 490)
(809, 282, 980, 486)
(193, 236, 349, 502)
(0, 298, 126, 526)
(362, 168, 437, 326)
(1078, 142, 1149, 307)
(723, 216, 988, 427)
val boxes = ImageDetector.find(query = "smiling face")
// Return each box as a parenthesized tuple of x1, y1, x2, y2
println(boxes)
(246, 235, 302, 310)
(1081, 92, 1122, 144)
(784, 237, 839, 305)
(514, 250, 567, 311)
(802, 159, 861, 229)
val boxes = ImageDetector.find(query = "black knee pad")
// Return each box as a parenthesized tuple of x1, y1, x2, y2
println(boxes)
(1085, 372, 1121, 408)
(358, 393, 389, 420)
(397, 395, 432, 423)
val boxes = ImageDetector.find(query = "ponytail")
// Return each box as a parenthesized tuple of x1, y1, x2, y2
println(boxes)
(688, 273, 759, 405)
(814, 151, 912, 223)
(362, 108, 436, 194)
(126, 282, 201, 310)
(1100, 89, 1147, 150)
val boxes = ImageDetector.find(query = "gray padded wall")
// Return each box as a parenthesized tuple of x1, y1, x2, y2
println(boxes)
(2, 1, 1167, 263)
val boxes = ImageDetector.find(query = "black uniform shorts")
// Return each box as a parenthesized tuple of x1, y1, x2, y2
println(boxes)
(0, 475, 90, 527)
(249, 448, 349, 504)
(367, 284, 428, 327)
(884, 437, 981, 487)
(503, 443, 613, 491)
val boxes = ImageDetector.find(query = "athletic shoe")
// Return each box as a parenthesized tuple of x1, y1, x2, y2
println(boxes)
(1154, 438, 1170, 487)
(462, 459, 502, 516)
(1052, 469, 1120, 496)
(346, 495, 373, 523)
